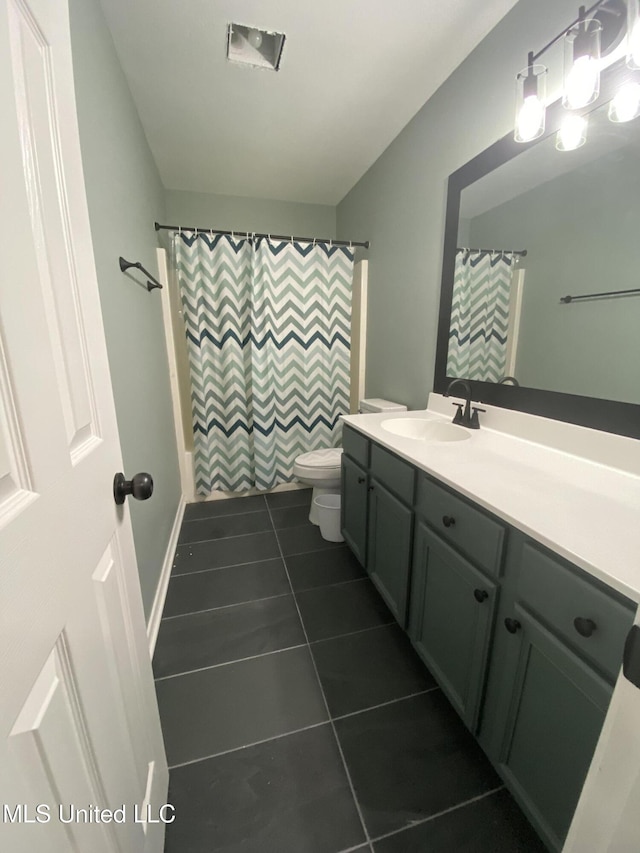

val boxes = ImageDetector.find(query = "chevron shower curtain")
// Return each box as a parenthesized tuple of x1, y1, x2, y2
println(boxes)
(447, 251, 513, 382)
(175, 233, 354, 494)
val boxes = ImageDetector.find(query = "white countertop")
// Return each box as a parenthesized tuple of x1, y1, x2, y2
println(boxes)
(342, 396, 640, 604)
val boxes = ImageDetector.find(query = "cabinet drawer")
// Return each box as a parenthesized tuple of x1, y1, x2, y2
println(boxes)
(342, 426, 369, 468)
(416, 475, 505, 577)
(517, 540, 636, 681)
(370, 443, 415, 504)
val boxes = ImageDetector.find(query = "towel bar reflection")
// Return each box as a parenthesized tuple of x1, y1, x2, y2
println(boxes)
(560, 287, 640, 303)
(119, 257, 163, 292)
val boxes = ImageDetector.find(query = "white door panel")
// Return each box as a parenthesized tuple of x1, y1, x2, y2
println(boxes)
(0, 1, 168, 850)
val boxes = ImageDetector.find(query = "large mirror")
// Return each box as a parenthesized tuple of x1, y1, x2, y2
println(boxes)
(434, 58, 640, 439)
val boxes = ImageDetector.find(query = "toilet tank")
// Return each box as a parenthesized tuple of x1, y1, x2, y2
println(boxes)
(358, 398, 408, 414)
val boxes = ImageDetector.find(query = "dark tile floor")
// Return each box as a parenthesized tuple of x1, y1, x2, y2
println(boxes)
(154, 488, 545, 853)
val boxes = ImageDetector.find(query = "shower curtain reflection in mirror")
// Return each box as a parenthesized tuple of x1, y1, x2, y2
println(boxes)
(446, 250, 524, 384)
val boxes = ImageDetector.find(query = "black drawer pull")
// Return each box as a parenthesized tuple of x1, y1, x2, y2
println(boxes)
(505, 618, 521, 634)
(442, 515, 456, 528)
(474, 589, 489, 603)
(357, 476, 365, 484)
(574, 617, 597, 638)
(368, 485, 374, 492)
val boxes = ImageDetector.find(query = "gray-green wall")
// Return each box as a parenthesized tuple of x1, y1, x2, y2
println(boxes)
(468, 148, 640, 404)
(164, 190, 336, 237)
(70, 0, 181, 620)
(336, 0, 578, 411)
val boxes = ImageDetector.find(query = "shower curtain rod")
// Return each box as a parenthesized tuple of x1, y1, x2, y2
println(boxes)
(154, 221, 369, 249)
(456, 247, 527, 257)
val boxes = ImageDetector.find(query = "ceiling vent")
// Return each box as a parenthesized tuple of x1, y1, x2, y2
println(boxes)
(227, 24, 285, 71)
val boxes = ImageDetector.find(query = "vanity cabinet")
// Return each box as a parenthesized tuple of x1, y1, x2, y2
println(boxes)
(341, 427, 415, 627)
(491, 605, 612, 851)
(367, 480, 413, 627)
(481, 535, 636, 851)
(409, 521, 497, 730)
(341, 421, 638, 852)
(341, 454, 368, 565)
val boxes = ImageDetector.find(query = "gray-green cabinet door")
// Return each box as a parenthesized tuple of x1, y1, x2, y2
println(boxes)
(495, 604, 612, 852)
(409, 522, 497, 731)
(367, 480, 413, 627)
(341, 455, 368, 566)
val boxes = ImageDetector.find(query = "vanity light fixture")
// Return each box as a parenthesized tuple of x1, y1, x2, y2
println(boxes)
(563, 13, 602, 109)
(513, 0, 640, 146)
(515, 54, 548, 142)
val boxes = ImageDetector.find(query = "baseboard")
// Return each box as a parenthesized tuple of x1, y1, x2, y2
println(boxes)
(147, 494, 186, 657)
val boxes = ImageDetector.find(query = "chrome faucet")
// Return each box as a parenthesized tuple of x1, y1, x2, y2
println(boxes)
(444, 379, 485, 429)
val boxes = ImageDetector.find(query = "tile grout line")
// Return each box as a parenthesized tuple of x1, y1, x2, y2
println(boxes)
(160, 591, 292, 622)
(162, 575, 372, 623)
(264, 499, 374, 851)
(156, 619, 398, 682)
(296, 576, 374, 594)
(154, 642, 308, 682)
(183, 505, 267, 523)
(332, 686, 441, 723)
(183, 493, 312, 524)
(309, 621, 396, 645)
(178, 526, 275, 547)
(171, 541, 348, 578)
(367, 785, 507, 846)
(171, 554, 284, 578)
(167, 719, 331, 770)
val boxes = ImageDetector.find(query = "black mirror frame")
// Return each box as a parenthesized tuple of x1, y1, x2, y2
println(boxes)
(433, 58, 640, 441)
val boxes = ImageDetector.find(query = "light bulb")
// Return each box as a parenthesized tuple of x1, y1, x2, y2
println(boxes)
(556, 114, 587, 151)
(247, 28, 263, 49)
(514, 62, 547, 144)
(516, 95, 545, 142)
(565, 55, 599, 109)
(609, 82, 640, 122)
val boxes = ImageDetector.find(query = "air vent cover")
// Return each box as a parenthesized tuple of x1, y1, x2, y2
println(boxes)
(227, 24, 285, 71)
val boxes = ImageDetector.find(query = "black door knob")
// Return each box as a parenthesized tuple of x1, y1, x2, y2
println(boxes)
(574, 617, 597, 638)
(474, 589, 489, 603)
(504, 617, 521, 634)
(113, 472, 154, 505)
(442, 515, 456, 528)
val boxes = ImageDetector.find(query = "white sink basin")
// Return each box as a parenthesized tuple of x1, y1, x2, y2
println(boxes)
(381, 418, 471, 443)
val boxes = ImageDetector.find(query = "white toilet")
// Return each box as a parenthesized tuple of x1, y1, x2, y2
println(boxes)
(293, 399, 407, 524)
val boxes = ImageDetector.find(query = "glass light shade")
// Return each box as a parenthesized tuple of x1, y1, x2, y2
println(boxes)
(563, 19, 602, 109)
(608, 81, 640, 122)
(514, 64, 547, 143)
(629, 0, 640, 70)
(556, 114, 588, 151)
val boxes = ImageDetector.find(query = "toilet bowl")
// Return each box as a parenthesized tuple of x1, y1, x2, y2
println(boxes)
(292, 448, 343, 525)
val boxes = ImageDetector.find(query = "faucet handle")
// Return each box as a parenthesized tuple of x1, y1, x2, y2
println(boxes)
(451, 403, 464, 425)
(470, 406, 486, 429)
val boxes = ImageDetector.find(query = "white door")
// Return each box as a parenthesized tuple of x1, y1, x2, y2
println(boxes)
(0, 1, 168, 851)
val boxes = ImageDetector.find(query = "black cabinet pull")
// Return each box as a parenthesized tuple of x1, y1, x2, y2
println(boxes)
(442, 515, 456, 528)
(368, 485, 374, 492)
(357, 476, 365, 484)
(574, 617, 597, 638)
(504, 617, 521, 634)
(474, 589, 489, 603)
